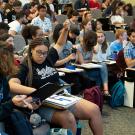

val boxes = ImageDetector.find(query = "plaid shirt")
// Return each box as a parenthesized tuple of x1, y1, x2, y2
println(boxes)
(124, 42, 135, 59)
(31, 16, 52, 33)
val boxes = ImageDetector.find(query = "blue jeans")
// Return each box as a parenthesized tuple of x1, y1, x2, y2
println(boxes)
(99, 63, 108, 84)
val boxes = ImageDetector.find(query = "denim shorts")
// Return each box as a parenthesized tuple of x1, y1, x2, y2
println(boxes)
(38, 105, 76, 123)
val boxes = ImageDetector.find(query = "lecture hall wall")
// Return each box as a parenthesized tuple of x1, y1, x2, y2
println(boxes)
(123, 0, 135, 6)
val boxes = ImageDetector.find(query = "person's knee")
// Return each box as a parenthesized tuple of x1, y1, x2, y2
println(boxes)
(61, 111, 76, 127)
(88, 103, 101, 118)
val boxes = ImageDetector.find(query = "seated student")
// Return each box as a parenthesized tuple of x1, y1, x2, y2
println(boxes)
(101, 0, 112, 10)
(7, 0, 22, 23)
(92, 31, 110, 96)
(31, 5, 52, 37)
(0, 33, 24, 65)
(82, 11, 92, 23)
(8, 11, 26, 36)
(67, 10, 79, 26)
(89, 0, 101, 9)
(91, 19, 103, 32)
(24, 2, 38, 24)
(67, 25, 80, 45)
(74, 0, 89, 11)
(77, 30, 110, 95)
(3, 0, 15, 16)
(22, 25, 44, 45)
(110, 7, 125, 28)
(52, 23, 94, 94)
(0, 41, 36, 135)
(52, 24, 77, 67)
(9, 21, 103, 135)
(0, 22, 9, 35)
(107, 29, 127, 60)
(80, 19, 92, 37)
(124, 29, 135, 68)
(78, 31, 101, 85)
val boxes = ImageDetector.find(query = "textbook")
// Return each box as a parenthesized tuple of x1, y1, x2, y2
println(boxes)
(43, 93, 81, 109)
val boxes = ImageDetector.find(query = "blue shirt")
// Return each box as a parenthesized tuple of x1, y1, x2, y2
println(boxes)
(124, 42, 135, 59)
(107, 40, 123, 60)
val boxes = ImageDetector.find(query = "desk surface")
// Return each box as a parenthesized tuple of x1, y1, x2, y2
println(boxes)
(126, 68, 135, 71)
(74, 63, 102, 69)
(57, 68, 84, 73)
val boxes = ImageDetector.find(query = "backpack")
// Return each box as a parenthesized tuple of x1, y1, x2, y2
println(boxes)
(116, 50, 127, 72)
(83, 86, 103, 112)
(110, 80, 126, 108)
(5, 110, 33, 135)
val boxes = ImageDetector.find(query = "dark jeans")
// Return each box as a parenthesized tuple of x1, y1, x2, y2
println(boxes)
(85, 68, 102, 87)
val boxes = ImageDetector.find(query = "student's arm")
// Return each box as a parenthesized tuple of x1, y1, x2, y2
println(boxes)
(55, 54, 76, 67)
(9, 78, 36, 95)
(76, 50, 84, 64)
(125, 58, 135, 68)
(9, 62, 36, 95)
(53, 21, 70, 54)
(8, 30, 17, 36)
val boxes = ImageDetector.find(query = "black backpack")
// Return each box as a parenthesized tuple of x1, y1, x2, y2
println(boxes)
(5, 110, 33, 135)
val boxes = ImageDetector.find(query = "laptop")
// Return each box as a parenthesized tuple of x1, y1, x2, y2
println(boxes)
(29, 82, 71, 102)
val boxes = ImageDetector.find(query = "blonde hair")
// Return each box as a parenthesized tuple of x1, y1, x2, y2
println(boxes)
(82, 11, 91, 22)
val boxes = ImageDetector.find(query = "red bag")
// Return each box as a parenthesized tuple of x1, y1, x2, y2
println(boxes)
(83, 86, 103, 112)
(116, 50, 127, 72)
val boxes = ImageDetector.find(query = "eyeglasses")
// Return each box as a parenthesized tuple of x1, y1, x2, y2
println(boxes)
(35, 50, 48, 57)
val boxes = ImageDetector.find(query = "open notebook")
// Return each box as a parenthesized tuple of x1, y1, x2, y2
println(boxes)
(44, 94, 81, 109)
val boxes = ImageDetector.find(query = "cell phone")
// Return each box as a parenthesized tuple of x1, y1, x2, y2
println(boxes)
(31, 97, 41, 104)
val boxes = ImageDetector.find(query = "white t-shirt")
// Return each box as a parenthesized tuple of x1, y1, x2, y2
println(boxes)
(8, 20, 22, 34)
(0, 13, 2, 22)
(19, 0, 30, 6)
(111, 15, 124, 24)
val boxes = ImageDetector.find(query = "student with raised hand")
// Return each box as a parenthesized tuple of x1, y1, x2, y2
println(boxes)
(9, 21, 103, 135)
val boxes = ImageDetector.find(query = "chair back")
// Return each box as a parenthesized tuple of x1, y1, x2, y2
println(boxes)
(91, 9, 102, 19)
(13, 35, 26, 52)
(104, 31, 116, 43)
(55, 15, 68, 24)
